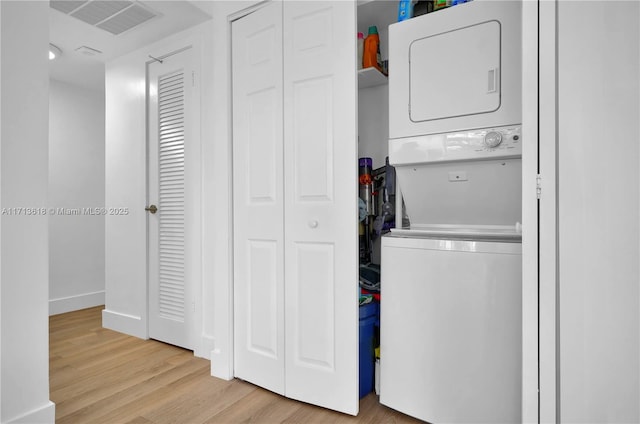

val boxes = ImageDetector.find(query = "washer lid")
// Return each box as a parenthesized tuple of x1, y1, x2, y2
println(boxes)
(382, 230, 523, 254)
(389, 224, 522, 242)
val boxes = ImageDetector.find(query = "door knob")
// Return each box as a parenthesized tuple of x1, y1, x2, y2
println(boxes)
(145, 204, 158, 214)
(308, 220, 318, 229)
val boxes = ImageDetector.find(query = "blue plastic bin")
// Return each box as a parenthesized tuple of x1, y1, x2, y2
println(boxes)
(359, 301, 379, 398)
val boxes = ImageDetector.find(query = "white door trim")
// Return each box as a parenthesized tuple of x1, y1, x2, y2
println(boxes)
(522, 1, 559, 421)
(522, 1, 541, 422)
(538, 1, 559, 422)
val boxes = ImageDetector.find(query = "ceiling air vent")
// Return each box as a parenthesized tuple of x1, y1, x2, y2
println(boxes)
(50, 0, 159, 35)
(50, 1, 88, 14)
(97, 4, 156, 35)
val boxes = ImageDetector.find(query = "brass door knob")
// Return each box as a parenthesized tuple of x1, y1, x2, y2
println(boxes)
(145, 204, 158, 214)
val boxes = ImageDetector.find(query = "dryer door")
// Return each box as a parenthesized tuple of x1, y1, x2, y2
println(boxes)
(409, 21, 500, 122)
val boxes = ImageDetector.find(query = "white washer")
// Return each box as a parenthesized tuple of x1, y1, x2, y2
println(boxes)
(380, 125, 523, 422)
(380, 233, 521, 423)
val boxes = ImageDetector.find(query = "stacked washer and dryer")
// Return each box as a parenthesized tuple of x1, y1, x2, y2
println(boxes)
(380, 1, 523, 423)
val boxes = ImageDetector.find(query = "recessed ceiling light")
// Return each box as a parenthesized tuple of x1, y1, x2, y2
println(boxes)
(49, 44, 62, 60)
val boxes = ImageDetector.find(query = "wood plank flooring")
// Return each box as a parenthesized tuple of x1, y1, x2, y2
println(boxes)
(50, 306, 422, 423)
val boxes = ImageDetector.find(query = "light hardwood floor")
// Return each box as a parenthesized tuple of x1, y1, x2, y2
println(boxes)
(50, 306, 422, 423)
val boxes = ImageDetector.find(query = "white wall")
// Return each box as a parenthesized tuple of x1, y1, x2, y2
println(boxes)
(356, 1, 394, 170)
(49, 79, 105, 315)
(0, 1, 55, 422)
(104, 42, 148, 339)
(104, 21, 212, 358)
(557, 1, 639, 422)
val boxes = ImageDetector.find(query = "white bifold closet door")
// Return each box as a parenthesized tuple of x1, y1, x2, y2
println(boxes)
(148, 48, 195, 350)
(232, 0, 358, 415)
(232, 1, 285, 395)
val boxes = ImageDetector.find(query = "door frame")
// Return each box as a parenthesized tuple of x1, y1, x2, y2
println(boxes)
(522, 1, 558, 422)
(538, 1, 559, 422)
(145, 38, 203, 351)
(521, 1, 541, 422)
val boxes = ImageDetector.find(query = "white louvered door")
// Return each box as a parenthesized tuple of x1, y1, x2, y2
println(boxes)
(148, 48, 195, 349)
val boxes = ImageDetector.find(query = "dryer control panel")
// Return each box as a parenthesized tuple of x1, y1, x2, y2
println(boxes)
(389, 125, 522, 166)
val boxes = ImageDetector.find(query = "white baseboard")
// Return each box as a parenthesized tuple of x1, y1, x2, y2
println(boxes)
(211, 346, 233, 381)
(49, 290, 105, 315)
(194, 335, 215, 360)
(102, 308, 147, 339)
(6, 401, 55, 423)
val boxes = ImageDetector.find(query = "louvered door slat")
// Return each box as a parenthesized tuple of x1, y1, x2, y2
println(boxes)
(157, 69, 186, 322)
(160, 114, 183, 123)
(159, 101, 185, 110)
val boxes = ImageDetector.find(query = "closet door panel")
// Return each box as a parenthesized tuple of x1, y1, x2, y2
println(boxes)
(283, 1, 359, 416)
(232, 1, 285, 395)
(290, 242, 335, 369)
(292, 77, 333, 202)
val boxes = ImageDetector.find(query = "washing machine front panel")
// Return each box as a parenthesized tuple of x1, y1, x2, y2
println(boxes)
(379, 236, 522, 423)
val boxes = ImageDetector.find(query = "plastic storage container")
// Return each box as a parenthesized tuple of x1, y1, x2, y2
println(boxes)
(363, 26, 381, 71)
(398, 0, 415, 21)
(359, 301, 379, 398)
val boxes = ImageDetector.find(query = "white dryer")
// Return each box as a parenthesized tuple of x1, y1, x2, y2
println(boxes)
(388, 0, 522, 139)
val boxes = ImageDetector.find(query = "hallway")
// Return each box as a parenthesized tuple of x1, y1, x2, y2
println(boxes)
(50, 307, 420, 423)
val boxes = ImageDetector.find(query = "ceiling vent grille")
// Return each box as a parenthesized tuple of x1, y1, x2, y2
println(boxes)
(50, 0, 159, 35)
(50, 1, 88, 14)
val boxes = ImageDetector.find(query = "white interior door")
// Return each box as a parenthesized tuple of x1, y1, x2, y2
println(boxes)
(283, 1, 358, 415)
(232, 1, 285, 395)
(148, 48, 195, 349)
(556, 1, 639, 422)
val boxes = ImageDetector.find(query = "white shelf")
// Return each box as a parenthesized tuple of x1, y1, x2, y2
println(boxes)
(358, 67, 388, 89)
